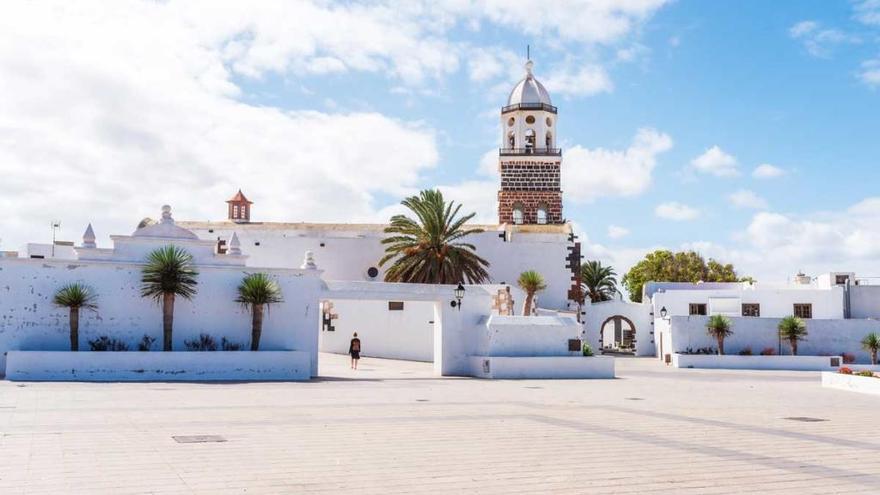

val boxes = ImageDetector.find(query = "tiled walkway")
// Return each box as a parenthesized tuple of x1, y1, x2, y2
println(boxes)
(1, 354, 878, 494)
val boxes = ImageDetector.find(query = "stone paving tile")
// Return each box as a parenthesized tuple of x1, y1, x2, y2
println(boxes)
(1, 353, 878, 494)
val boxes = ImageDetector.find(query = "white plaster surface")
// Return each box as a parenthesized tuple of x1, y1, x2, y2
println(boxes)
(468, 355, 615, 379)
(673, 353, 842, 371)
(5, 350, 311, 381)
(821, 371, 880, 395)
(583, 299, 653, 356)
(478, 314, 581, 357)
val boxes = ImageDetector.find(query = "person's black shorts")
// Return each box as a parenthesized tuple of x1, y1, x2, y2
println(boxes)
(351, 351, 360, 360)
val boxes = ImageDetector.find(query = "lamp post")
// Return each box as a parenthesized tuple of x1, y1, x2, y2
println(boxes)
(451, 283, 465, 311)
(659, 306, 668, 319)
(50, 220, 61, 257)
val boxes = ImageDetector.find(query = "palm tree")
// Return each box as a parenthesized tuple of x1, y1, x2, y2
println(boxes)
(706, 314, 733, 355)
(53, 283, 98, 351)
(581, 260, 617, 303)
(517, 270, 547, 316)
(861, 332, 880, 365)
(236, 273, 284, 351)
(140, 245, 198, 351)
(379, 189, 490, 284)
(778, 315, 808, 356)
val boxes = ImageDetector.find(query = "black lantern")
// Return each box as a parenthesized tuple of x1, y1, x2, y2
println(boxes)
(451, 283, 465, 310)
(659, 306, 668, 319)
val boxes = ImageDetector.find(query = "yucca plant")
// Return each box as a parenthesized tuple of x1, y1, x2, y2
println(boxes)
(778, 315, 808, 356)
(861, 332, 880, 365)
(140, 245, 198, 351)
(705, 314, 733, 355)
(379, 189, 490, 284)
(53, 283, 98, 351)
(517, 270, 547, 316)
(236, 273, 283, 351)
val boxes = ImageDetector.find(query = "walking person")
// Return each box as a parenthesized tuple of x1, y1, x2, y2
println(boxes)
(349, 332, 361, 369)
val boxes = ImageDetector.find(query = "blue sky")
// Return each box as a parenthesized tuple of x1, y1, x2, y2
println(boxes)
(1, 0, 879, 281)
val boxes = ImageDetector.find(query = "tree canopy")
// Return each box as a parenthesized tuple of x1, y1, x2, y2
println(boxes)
(621, 250, 743, 302)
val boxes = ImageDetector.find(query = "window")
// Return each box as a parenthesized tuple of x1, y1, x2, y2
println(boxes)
(525, 115, 536, 124)
(524, 128, 535, 150)
(388, 301, 404, 311)
(536, 204, 548, 225)
(835, 275, 849, 285)
(366, 267, 379, 278)
(689, 303, 707, 316)
(545, 132, 552, 148)
(546, 117, 552, 127)
(233, 205, 240, 218)
(507, 117, 514, 127)
(794, 303, 812, 319)
(742, 303, 760, 317)
(507, 131, 515, 148)
(512, 204, 524, 225)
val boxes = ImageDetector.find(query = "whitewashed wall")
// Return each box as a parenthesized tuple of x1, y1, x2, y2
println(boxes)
(583, 299, 653, 356)
(320, 299, 436, 362)
(0, 258, 323, 375)
(477, 315, 582, 357)
(666, 315, 880, 363)
(183, 223, 576, 310)
(850, 286, 880, 319)
(652, 287, 845, 320)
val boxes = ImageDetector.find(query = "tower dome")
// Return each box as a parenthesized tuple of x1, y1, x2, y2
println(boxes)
(507, 61, 552, 107)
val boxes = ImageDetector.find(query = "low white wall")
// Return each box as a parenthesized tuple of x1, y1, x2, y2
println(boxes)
(667, 315, 880, 363)
(672, 353, 842, 371)
(822, 372, 880, 395)
(320, 299, 436, 362)
(0, 258, 323, 376)
(468, 356, 615, 379)
(5, 350, 311, 381)
(478, 315, 582, 357)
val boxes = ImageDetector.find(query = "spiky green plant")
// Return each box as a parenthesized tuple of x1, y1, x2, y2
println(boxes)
(53, 283, 98, 351)
(706, 314, 733, 355)
(379, 189, 489, 284)
(140, 245, 198, 351)
(778, 315, 808, 356)
(861, 332, 880, 365)
(580, 260, 618, 303)
(236, 273, 283, 351)
(517, 270, 547, 316)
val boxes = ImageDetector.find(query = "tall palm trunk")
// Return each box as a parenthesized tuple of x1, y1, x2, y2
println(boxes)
(872, 350, 877, 365)
(522, 292, 534, 316)
(716, 336, 724, 356)
(790, 338, 798, 356)
(162, 292, 175, 351)
(250, 304, 264, 351)
(69, 306, 80, 351)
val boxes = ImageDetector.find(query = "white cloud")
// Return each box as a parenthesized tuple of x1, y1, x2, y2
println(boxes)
(607, 225, 630, 239)
(691, 146, 739, 177)
(752, 163, 786, 179)
(788, 20, 860, 58)
(0, 1, 445, 248)
(544, 65, 614, 97)
(727, 189, 768, 210)
(860, 58, 880, 88)
(855, 0, 880, 26)
(565, 128, 673, 202)
(655, 202, 700, 221)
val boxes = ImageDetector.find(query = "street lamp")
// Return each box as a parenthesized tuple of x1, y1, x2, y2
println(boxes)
(451, 283, 465, 311)
(659, 306, 668, 319)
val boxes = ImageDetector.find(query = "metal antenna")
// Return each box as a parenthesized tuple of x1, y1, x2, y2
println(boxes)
(527, 44, 530, 61)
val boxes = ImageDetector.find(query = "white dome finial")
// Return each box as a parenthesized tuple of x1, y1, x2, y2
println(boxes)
(160, 205, 173, 224)
(228, 232, 242, 255)
(82, 223, 96, 249)
(301, 250, 317, 270)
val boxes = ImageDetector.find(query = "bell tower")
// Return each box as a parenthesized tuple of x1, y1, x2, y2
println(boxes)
(497, 59, 562, 225)
(226, 189, 253, 223)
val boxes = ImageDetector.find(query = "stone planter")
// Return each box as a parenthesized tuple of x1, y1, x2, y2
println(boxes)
(672, 353, 842, 371)
(821, 372, 880, 395)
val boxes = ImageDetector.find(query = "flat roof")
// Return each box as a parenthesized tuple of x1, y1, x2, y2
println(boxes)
(178, 220, 572, 235)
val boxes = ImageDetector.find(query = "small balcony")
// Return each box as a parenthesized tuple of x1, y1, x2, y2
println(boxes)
(501, 103, 558, 114)
(499, 147, 562, 157)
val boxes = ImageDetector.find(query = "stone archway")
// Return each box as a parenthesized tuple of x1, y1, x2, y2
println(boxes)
(599, 315, 637, 354)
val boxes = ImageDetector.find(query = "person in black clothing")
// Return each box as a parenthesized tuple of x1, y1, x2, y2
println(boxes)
(349, 332, 361, 369)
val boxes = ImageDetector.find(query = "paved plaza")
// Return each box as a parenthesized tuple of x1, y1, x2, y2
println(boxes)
(1, 354, 879, 494)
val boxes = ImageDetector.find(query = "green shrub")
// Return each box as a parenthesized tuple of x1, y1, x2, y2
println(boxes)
(582, 343, 594, 357)
(857, 370, 874, 377)
(184, 333, 217, 351)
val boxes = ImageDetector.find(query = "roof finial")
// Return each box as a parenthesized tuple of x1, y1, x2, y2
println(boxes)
(82, 223, 96, 249)
(527, 44, 530, 61)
